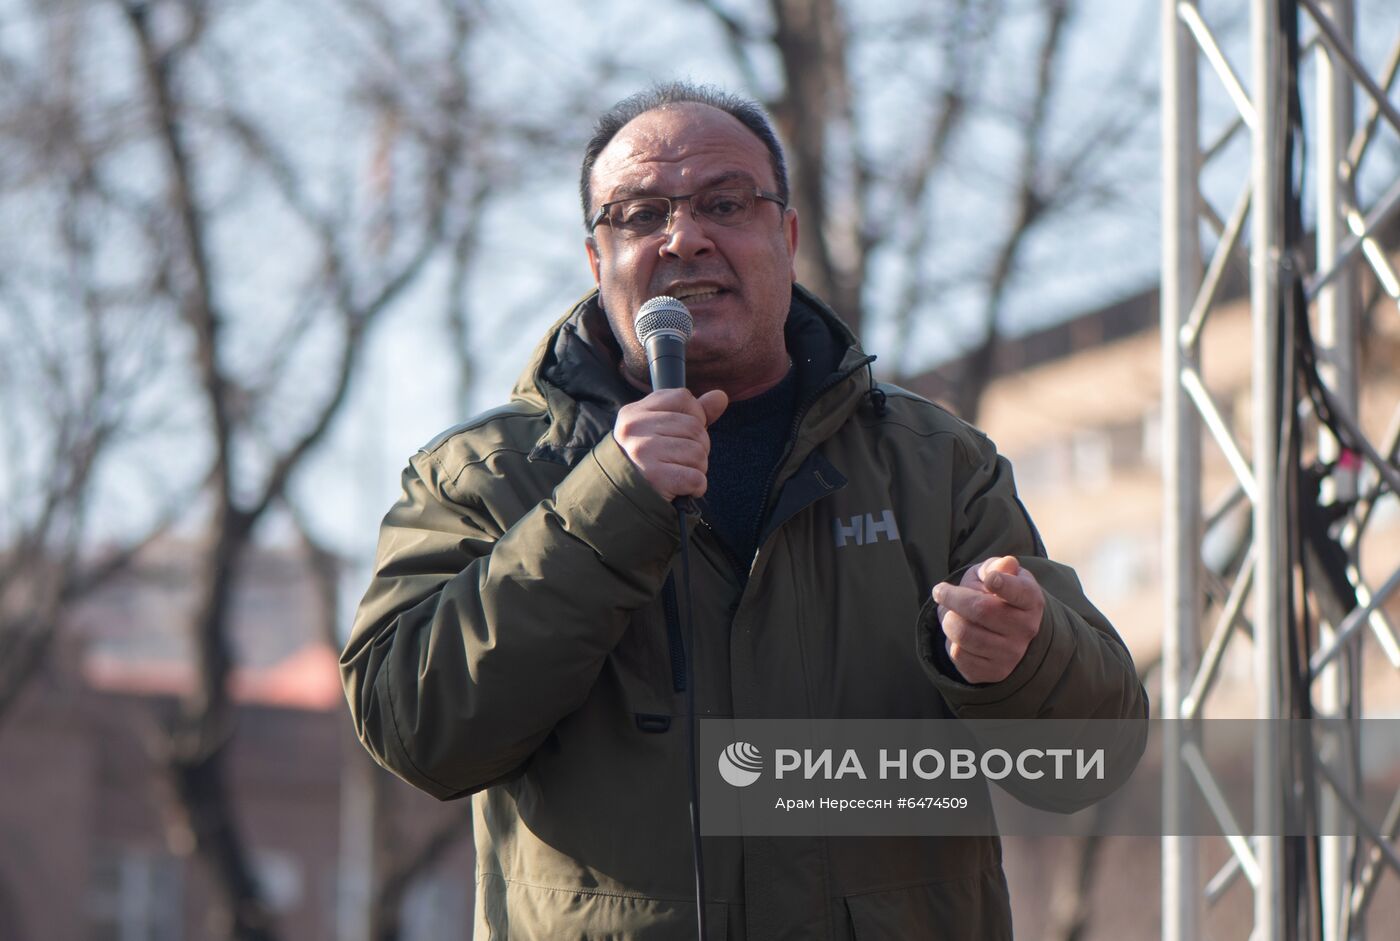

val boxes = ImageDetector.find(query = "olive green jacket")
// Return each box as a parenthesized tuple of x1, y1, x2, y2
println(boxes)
(341, 286, 1148, 940)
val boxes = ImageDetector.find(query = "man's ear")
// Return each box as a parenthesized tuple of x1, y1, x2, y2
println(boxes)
(785, 208, 800, 281)
(585, 236, 602, 286)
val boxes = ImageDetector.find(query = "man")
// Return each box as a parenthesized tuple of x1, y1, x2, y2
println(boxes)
(341, 82, 1147, 939)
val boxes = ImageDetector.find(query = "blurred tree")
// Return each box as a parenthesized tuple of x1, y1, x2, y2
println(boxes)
(0, 189, 179, 725)
(0, 0, 579, 937)
(0, 0, 203, 724)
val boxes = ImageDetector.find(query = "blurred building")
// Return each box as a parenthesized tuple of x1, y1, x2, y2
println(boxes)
(0, 542, 474, 941)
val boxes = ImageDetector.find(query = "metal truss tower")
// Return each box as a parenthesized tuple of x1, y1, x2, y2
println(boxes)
(1163, 1, 1400, 938)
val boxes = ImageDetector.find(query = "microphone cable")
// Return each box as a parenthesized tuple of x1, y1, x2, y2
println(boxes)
(675, 503, 708, 941)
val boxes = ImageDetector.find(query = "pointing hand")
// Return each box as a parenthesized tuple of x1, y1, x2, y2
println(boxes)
(932, 556, 1044, 685)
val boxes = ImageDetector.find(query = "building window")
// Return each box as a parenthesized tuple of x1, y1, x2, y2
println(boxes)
(1071, 430, 1112, 489)
(1016, 441, 1071, 494)
(86, 847, 181, 941)
(253, 848, 304, 914)
(1139, 406, 1162, 471)
(1087, 531, 1157, 602)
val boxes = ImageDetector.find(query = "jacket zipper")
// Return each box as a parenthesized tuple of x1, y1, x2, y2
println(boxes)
(662, 357, 874, 698)
(698, 514, 746, 579)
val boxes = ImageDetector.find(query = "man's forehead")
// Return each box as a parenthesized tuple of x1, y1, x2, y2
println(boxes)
(591, 103, 773, 195)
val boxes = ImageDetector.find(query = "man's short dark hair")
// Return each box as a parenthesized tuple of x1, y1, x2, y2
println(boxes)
(579, 82, 789, 229)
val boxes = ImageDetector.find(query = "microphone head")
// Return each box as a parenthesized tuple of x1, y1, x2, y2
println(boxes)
(634, 295, 693, 346)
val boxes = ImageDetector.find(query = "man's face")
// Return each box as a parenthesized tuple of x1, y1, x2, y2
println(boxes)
(585, 103, 799, 395)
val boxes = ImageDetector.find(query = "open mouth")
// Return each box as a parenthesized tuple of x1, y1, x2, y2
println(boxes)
(670, 286, 728, 304)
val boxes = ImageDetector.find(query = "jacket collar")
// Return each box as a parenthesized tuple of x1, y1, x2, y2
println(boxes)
(514, 284, 874, 466)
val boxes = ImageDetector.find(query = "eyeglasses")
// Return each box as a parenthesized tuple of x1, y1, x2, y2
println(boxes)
(589, 186, 786, 239)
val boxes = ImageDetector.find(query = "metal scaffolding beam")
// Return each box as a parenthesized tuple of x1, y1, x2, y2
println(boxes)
(1161, 1, 1400, 939)
(1161, 1, 1203, 937)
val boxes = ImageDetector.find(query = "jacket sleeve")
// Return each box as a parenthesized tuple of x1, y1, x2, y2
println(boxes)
(340, 432, 679, 800)
(915, 429, 1149, 810)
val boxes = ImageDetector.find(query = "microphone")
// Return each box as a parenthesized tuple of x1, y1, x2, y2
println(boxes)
(634, 296, 693, 390)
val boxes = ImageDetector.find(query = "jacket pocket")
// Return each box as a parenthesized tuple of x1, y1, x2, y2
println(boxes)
(842, 868, 1012, 940)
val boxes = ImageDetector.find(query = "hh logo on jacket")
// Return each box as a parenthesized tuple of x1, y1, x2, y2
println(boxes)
(833, 509, 901, 548)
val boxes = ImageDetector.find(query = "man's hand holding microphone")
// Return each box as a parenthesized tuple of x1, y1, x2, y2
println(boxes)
(612, 296, 728, 502)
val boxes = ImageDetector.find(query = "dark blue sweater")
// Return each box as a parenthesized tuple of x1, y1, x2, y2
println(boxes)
(701, 367, 799, 575)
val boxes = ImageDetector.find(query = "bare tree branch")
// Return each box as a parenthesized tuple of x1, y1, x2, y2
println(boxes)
(285, 500, 344, 653)
(766, 0, 866, 331)
(122, 0, 238, 509)
(883, 0, 992, 378)
(445, 183, 490, 416)
(680, 0, 768, 92)
(948, 0, 1073, 422)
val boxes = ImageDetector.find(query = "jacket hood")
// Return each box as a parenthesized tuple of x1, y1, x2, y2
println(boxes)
(511, 284, 875, 466)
